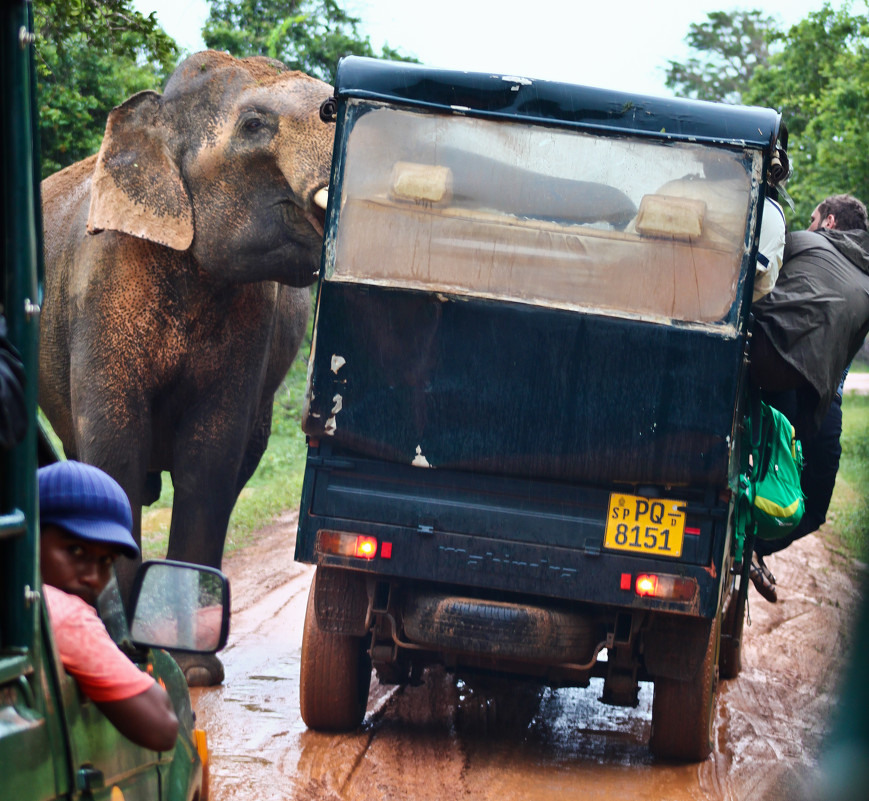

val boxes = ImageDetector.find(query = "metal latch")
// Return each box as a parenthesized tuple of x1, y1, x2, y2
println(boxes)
(583, 537, 602, 556)
(76, 766, 105, 793)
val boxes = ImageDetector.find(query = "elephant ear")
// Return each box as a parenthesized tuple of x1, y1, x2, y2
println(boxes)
(88, 90, 194, 251)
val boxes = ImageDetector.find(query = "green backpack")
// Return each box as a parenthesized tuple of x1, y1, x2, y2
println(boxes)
(742, 400, 805, 540)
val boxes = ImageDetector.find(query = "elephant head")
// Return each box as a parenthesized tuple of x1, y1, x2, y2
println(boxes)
(87, 50, 333, 287)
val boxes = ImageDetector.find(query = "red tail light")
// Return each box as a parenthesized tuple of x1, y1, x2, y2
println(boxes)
(635, 573, 697, 602)
(354, 536, 377, 559)
(635, 574, 659, 596)
(318, 530, 378, 560)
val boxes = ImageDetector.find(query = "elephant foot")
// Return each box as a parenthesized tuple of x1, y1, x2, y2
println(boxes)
(170, 651, 225, 687)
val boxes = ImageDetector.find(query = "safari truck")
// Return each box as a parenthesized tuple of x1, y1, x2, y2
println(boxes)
(294, 56, 786, 761)
(0, 3, 230, 798)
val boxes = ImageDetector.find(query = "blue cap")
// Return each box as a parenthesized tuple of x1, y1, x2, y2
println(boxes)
(38, 461, 139, 559)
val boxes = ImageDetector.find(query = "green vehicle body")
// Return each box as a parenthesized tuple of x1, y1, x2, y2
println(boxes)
(1, 3, 227, 798)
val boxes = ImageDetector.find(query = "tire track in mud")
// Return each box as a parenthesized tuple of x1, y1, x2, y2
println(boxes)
(192, 513, 862, 801)
(713, 532, 861, 801)
(190, 511, 314, 801)
(292, 677, 475, 800)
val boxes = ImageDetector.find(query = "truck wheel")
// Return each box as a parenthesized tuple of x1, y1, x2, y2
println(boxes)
(719, 571, 748, 680)
(299, 570, 372, 731)
(649, 613, 719, 762)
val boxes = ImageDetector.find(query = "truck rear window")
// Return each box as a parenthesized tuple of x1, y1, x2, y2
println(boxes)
(328, 102, 759, 325)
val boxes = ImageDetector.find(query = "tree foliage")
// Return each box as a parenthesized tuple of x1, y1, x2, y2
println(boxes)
(668, 4, 869, 227)
(665, 9, 778, 103)
(202, 0, 414, 84)
(35, 1, 179, 178)
(744, 4, 869, 222)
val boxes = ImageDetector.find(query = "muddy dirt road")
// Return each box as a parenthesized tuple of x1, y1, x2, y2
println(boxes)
(189, 510, 862, 801)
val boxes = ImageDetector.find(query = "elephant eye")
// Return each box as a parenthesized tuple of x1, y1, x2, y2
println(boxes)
(242, 116, 265, 133)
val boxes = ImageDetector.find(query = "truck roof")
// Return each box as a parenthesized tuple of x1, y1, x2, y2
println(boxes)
(334, 56, 782, 150)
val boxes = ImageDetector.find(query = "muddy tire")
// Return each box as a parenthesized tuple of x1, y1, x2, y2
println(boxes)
(299, 570, 371, 731)
(650, 613, 719, 762)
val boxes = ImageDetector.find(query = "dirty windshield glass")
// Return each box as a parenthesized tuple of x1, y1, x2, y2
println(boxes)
(330, 102, 760, 324)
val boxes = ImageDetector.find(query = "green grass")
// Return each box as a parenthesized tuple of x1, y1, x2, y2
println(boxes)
(828, 393, 869, 563)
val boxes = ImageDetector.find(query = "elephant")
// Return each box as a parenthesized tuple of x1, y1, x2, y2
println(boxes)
(39, 51, 335, 685)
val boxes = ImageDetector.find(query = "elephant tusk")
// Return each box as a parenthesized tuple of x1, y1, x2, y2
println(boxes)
(313, 187, 329, 210)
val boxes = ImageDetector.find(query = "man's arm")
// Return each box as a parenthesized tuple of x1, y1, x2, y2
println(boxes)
(96, 682, 179, 752)
(43, 586, 180, 751)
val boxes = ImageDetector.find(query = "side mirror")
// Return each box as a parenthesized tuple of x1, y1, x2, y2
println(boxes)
(128, 560, 230, 654)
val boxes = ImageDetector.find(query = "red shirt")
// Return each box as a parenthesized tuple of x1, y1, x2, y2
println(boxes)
(44, 584, 155, 702)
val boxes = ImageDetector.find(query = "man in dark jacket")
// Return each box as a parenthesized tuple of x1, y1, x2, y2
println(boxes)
(749, 194, 869, 601)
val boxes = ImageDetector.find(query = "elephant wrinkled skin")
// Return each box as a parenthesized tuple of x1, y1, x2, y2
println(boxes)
(39, 51, 335, 685)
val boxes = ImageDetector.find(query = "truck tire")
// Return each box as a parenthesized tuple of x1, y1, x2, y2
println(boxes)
(649, 613, 719, 762)
(299, 570, 371, 731)
(719, 568, 749, 680)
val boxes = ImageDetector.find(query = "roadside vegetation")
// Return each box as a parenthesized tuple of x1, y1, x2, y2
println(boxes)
(829, 392, 869, 563)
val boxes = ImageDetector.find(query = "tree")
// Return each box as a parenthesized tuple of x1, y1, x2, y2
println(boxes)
(665, 9, 779, 103)
(202, 0, 414, 84)
(667, 4, 869, 226)
(744, 4, 869, 223)
(35, 1, 179, 177)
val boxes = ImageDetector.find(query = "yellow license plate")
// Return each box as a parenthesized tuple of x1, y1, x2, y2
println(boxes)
(604, 493, 686, 557)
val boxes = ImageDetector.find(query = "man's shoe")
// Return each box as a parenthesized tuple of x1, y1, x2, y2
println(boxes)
(750, 555, 777, 603)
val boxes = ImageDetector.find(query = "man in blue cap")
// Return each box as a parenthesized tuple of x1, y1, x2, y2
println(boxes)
(39, 459, 179, 751)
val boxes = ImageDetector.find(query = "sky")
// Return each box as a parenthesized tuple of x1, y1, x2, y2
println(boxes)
(134, 0, 849, 98)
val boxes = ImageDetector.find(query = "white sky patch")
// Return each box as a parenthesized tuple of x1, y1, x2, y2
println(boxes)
(136, 1, 848, 101)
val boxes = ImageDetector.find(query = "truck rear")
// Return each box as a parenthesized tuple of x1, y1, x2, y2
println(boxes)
(294, 57, 785, 761)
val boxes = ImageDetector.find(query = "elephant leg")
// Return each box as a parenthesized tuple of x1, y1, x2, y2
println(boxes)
(164, 424, 251, 687)
(66, 332, 155, 602)
(165, 464, 236, 687)
(235, 399, 273, 496)
(143, 471, 162, 506)
(165, 459, 239, 569)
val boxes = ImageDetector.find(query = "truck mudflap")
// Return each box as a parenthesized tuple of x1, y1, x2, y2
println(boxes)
(313, 565, 369, 636)
(642, 613, 714, 682)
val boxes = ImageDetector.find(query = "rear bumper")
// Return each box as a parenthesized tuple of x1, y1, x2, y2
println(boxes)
(296, 446, 733, 621)
(300, 524, 725, 617)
